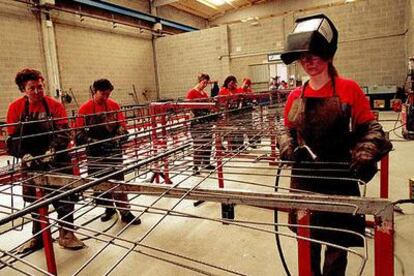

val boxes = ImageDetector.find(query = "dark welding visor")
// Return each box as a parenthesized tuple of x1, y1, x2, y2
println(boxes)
(281, 14, 338, 65)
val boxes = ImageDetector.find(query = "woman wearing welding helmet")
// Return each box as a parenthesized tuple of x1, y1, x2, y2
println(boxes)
(278, 14, 392, 275)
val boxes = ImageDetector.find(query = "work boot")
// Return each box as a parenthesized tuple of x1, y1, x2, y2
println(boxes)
(204, 164, 216, 170)
(100, 208, 117, 222)
(192, 166, 200, 176)
(58, 229, 85, 250)
(121, 212, 141, 225)
(16, 237, 43, 254)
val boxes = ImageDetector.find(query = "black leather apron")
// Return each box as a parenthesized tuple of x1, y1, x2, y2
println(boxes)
(288, 79, 364, 247)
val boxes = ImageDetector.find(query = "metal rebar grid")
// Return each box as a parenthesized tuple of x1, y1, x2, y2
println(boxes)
(0, 93, 394, 276)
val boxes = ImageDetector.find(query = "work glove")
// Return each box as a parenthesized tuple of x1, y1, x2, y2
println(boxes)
(75, 130, 89, 145)
(43, 148, 55, 163)
(22, 148, 55, 169)
(351, 143, 378, 183)
(277, 128, 297, 162)
(22, 154, 35, 168)
(115, 126, 129, 144)
(280, 143, 295, 161)
(352, 162, 378, 183)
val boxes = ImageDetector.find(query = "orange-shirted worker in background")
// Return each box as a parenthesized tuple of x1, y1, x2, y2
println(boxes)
(186, 73, 216, 175)
(218, 75, 244, 150)
(236, 78, 261, 148)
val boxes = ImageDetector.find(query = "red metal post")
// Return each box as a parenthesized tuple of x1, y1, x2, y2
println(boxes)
(215, 132, 224, 189)
(69, 140, 80, 176)
(380, 153, 389, 198)
(380, 132, 390, 198)
(160, 113, 171, 184)
(297, 210, 311, 276)
(374, 217, 394, 276)
(150, 106, 160, 183)
(269, 114, 277, 166)
(36, 188, 57, 275)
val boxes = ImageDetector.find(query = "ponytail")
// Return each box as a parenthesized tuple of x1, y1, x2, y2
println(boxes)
(328, 62, 338, 78)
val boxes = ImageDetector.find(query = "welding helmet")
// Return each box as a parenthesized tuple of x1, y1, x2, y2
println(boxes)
(281, 14, 338, 65)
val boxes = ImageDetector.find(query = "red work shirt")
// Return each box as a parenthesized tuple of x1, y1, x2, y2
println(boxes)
(186, 88, 209, 100)
(236, 87, 253, 94)
(6, 96, 68, 135)
(218, 87, 238, 105)
(218, 87, 237, 97)
(76, 98, 126, 128)
(284, 77, 375, 128)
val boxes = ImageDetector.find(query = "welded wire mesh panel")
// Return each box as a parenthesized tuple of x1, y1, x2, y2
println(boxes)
(0, 94, 393, 276)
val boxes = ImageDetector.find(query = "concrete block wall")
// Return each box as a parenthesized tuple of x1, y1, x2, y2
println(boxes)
(227, 16, 287, 82)
(53, 13, 156, 112)
(321, 0, 406, 85)
(0, 2, 46, 119)
(155, 26, 230, 99)
(225, 0, 407, 88)
(0, 0, 156, 116)
(0, 0, 206, 117)
(407, 0, 414, 58)
(156, 0, 408, 98)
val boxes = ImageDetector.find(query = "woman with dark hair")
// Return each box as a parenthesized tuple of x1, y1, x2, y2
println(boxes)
(186, 73, 215, 175)
(236, 78, 260, 148)
(219, 75, 238, 97)
(75, 79, 141, 225)
(278, 14, 392, 275)
(218, 75, 245, 150)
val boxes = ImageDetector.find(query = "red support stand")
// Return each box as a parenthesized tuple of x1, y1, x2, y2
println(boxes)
(69, 141, 80, 176)
(269, 114, 277, 166)
(150, 107, 160, 184)
(160, 114, 172, 184)
(297, 210, 311, 276)
(380, 153, 389, 198)
(36, 188, 57, 275)
(215, 134, 224, 189)
(374, 217, 394, 276)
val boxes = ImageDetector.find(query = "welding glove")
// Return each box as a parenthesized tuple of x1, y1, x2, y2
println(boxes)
(280, 143, 295, 162)
(74, 130, 89, 145)
(351, 120, 392, 183)
(115, 126, 129, 144)
(22, 154, 35, 168)
(351, 143, 378, 183)
(22, 149, 54, 169)
(277, 128, 296, 162)
(42, 148, 55, 163)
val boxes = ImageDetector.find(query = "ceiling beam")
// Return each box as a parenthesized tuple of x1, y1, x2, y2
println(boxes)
(153, 0, 179, 7)
(171, 2, 212, 19)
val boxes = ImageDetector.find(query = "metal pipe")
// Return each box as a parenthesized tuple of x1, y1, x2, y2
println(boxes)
(70, 0, 198, 32)
(0, 142, 190, 226)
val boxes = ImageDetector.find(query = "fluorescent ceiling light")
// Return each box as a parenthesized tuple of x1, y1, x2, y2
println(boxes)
(196, 0, 232, 9)
(209, 0, 227, 5)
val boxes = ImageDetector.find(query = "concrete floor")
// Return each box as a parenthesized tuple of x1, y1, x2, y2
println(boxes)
(0, 111, 413, 276)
